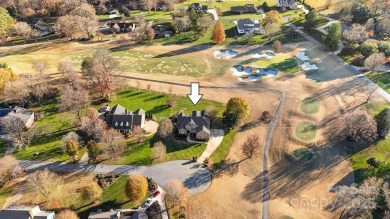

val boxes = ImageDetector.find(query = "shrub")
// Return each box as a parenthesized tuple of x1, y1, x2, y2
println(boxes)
(81, 183, 103, 203)
(340, 43, 360, 56)
(360, 41, 379, 57)
(125, 174, 148, 202)
(351, 56, 365, 66)
(366, 157, 380, 168)
(378, 41, 390, 57)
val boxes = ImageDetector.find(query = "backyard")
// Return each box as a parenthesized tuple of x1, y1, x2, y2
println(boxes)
(13, 87, 225, 162)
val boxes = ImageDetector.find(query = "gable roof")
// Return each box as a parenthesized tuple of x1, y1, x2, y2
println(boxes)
(237, 18, 261, 30)
(231, 4, 258, 13)
(177, 110, 210, 134)
(0, 106, 34, 126)
(0, 205, 54, 219)
(105, 105, 145, 129)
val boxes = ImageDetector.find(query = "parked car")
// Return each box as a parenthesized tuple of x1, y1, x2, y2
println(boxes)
(153, 190, 160, 197)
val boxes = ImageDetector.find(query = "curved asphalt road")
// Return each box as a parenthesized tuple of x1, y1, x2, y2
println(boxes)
(18, 76, 285, 218)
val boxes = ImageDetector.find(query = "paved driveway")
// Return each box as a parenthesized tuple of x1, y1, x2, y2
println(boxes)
(19, 159, 211, 195)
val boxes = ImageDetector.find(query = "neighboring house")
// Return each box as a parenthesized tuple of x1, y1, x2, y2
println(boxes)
(231, 4, 259, 14)
(88, 209, 135, 219)
(176, 110, 211, 141)
(109, 22, 136, 33)
(236, 18, 264, 34)
(276, 0, 298, 9)
(188, 3, 208, 13)
(0, 205, 55, 219)
(0, 106, 34, 128)
(152, 25, 173, 38)
(33, 19, 55, 36)
(101, 104, 145, 133)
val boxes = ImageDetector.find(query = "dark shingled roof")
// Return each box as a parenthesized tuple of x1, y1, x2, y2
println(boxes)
(231, 4, 258, 13)
(177, 110, 210, 134)
(105, 104, 145, 131)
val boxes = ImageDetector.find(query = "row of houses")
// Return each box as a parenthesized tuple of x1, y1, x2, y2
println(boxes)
(100, 104, 211, 140)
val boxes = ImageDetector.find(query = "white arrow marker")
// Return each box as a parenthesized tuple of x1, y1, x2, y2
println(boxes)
(187, 82, 203, 105)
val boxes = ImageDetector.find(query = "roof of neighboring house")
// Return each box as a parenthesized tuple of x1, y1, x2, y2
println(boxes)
(0, 106, 34, 126)
(189, 3, 208, 11)
(0, 205, 54, 219)
(110, 22, 135, 29)
(177, 110, 210, 134)
(237, 18, 261, 30)
(276, 0, 297, 7)
(105, 104, 145, 129)
(231, 4, 258, 13)
(34, 19, 53, 31)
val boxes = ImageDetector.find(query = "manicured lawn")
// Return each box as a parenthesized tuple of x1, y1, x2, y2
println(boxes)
(13, 99, 81, 162)
(0, 139, 7, 157)
(109, 88, 224, 120)
(210, 129, 237, 165)
(78, 175, 149, 218)
(295, 121, 317, 141)
(300, 97, 320, 114)
(132, 10, 172, 19)
(350, 138, 390, 183)
(366, 72, 390, 94)
(255, 57, 300, 75)
(104, 135, 207, 165)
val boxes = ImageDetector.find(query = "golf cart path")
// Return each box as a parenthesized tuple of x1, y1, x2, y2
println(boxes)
(19, 159, 211, 195)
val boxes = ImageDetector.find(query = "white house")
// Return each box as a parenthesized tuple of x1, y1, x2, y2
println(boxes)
(235, 18, 264, 34)
(276, 0, 298, 9)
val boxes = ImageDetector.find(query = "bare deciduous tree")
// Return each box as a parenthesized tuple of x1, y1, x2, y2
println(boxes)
(175, 17, 191, 32)
(152, 141, 166, 161)
(163, 179, 189, 208)
(199, 17, 214, 33)
(364, 52, 386, 73)
(242, 135, 262, 158)
(344, 109, 377, 143)
(56, 15, 78, 40)
(132, 126, 144, 142)
(76, 16, 99, 39)
(28, 168, 63, 203)
(56, 210, 79, 219)
(333, 177, 384, 219)
(343, 23, 368, 43)
(0, 115, 26, 149)
(2, 79, 29, 106)
(101, 128, 126, 159)
(157, 118, 173, 139)
(32, 59, 49, 75)
(0, 156, 24, 186)
(80, 107, 107, 139)
(273, 40, 282, 52)
(14, 21, 37, 40)
(58, 85, 90, 118)
(58, 59, 81, 90)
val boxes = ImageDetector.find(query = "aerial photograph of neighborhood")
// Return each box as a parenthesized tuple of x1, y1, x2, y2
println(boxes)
(0, 0, 389, 218)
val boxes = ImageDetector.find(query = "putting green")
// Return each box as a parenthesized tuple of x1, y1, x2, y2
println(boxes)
(295, 121, 317, 141)
(300, 97, 320, 114)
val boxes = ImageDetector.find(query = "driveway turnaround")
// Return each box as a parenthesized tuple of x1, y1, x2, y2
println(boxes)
(19, 160, 211, 195)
